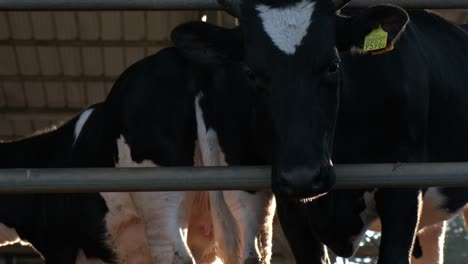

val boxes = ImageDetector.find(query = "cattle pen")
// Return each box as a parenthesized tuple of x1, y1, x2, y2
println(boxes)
(0, 0, 466, 191)
(0, 0, 468, 264)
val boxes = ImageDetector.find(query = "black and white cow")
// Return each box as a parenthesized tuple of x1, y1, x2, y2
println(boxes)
(0, 41, 275, 263)
(174, 1, 468, 263)
(94, 44, 274, 264)
(0, 103, 154, 264)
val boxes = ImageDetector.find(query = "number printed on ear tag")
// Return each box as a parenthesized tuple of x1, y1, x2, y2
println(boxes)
(363, 25, 388, 52)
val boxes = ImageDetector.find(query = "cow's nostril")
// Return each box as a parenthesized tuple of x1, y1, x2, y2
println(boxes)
(276, 166, 334, 198)
(312, 179, 324, 191)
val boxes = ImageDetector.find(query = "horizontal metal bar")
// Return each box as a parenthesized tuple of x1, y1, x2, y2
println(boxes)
(0, 166, 269, 193)
(0, 0, 467, 11)
(0, 163, 468, 193)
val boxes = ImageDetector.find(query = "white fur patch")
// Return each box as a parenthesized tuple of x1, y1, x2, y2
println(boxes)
(99, 193, 153, 264)
(353, 189, 378, 251)
(194, 93, 227, 166)
(256, 0, 315, 55)
(115, 135, 156, 168)
(114, 135, 197, 263)
(221, 191, 275, 262)
(360, 189, 378, 223)
(195, 92, 276, 263)
(419, 187, 458, 228)
(74, 108, 94, 144)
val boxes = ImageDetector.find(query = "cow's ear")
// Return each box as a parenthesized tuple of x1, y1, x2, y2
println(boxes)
(171, 21, 243, 65)
(336, 5, 409, 54)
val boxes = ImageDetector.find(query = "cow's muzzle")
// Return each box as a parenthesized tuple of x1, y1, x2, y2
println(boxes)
(274, 165, 336, 199)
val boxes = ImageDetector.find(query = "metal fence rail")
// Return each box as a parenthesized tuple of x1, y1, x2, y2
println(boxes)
(1, 163, 468, 193)
(0, 0, 467, 10)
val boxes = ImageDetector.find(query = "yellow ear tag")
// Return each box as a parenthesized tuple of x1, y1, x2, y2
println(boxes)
(363, 25, 388, 52)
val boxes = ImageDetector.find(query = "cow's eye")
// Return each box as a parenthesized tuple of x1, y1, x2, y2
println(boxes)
(327, 62, 340, 74)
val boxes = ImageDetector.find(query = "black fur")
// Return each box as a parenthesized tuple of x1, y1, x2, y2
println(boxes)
(172, 4, 468, 264)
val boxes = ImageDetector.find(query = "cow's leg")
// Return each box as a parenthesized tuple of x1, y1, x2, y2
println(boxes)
(101, 192, 153, 264)
(187, 191, 217, 264)
(375, 189, 421, 264)
(209, 191, 242, 264)
(271, 213, 296, 264)
(276, 196, 330, 264)
(221, 190, 276, 264)
(131, 192, 194, 264)
(412, 222, 446, 264)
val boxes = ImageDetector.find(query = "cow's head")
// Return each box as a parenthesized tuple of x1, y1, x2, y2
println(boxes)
(217, 0, 409, 199)
(171, 22, 272, 165)
(174, 1, 409, 198)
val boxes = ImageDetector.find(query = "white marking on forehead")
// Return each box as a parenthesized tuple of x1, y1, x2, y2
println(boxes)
(256, 0, 315, 55)
(74, 108, 94, 144)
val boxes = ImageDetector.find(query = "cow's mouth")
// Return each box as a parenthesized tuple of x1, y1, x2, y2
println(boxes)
(273, 165, 336, 199)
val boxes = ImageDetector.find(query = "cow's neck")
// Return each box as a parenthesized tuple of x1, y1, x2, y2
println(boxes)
(197, 87, 266, 166)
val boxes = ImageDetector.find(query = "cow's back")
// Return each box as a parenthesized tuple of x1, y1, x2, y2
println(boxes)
(334, 9, 468, 164)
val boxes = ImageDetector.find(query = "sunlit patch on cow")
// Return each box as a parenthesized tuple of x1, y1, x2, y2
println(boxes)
(419, 188, 458, 227)
(412, 222, 446, 264)
(73, 108, 95, 144)
(187, 191, 217, 263)
(100, 192, 153, 264)
(0, 223, 20, 247)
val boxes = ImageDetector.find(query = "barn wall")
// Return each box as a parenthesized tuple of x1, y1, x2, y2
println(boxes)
(0, 8, 466, 141)
(0, 10, 203, 140)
